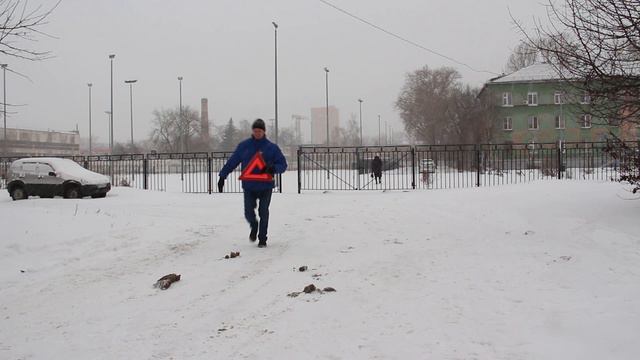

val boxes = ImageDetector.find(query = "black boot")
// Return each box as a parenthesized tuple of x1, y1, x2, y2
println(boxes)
(249, 225, 258, 242)
(258, 240, 267, 248)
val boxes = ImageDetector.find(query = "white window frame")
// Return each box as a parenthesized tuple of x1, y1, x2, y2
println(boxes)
(503, 117, 513, 131)
(580, 92, 591, 104)
(554, 91, 564, 105)
(580, 114, 592, 128)
(527, 92, 538, 106)
(502, 92, 512, 107)
(555, 115, 565, 129)
(528, 116, 539, 130)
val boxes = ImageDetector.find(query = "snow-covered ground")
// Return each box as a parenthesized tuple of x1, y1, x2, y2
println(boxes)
(1, 174, 639, 359)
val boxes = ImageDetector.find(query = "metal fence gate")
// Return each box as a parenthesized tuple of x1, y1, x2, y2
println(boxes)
(296, 146, 414, 191)
(297, 142, 638, 192)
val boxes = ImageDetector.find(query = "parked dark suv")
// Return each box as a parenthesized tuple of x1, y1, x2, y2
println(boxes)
(6, 158, 111, 200)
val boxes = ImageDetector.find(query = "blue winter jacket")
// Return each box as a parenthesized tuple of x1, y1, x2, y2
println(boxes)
(218, 136, 288, 191)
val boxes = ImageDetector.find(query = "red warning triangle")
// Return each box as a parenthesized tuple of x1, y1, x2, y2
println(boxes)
(239, 152, 273, 182)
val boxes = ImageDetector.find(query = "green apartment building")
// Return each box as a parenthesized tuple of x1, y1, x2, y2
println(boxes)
(481, 63, 638, 145)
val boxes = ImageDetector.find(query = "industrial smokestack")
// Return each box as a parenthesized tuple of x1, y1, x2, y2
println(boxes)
(201, 98, 210, 142)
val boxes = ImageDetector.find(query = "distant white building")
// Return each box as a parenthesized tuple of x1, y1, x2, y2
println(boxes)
(1, 128, 80, 157)
(310, 106, 339, 145)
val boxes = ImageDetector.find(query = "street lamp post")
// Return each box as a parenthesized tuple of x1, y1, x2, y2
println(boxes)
(358, 98, 363, 146)
(88, 83, 92, 155)
(124, 80, 137, 150)
(105, 111, 112, 152)
(272, 21, 279, 145)
(378, 114, 381, 145)
(324, 67, 329, 146)
(272, 22, 281, 193)
(178, 76, 184, 152)
(109, 54, 115, 155)
(385, 121, 388, 145)
(324, 67, 330, 180)
(1, 64, 7, 158)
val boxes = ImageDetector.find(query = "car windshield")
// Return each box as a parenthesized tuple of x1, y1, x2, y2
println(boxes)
(48, 159, 94, 177)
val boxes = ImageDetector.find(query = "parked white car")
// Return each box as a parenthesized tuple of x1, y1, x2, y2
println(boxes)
(6, 158, 111, 200)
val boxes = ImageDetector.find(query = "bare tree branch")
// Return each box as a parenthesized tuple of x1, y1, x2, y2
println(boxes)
(0, 0, 60, 61)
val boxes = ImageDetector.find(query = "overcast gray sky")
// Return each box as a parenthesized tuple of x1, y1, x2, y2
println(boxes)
(4, 0, 549, 144)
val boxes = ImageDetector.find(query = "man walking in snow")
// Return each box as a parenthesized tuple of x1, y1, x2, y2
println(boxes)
(217, 119, 288, 248)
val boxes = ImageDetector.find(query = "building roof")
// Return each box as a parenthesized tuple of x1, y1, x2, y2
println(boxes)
(489, 63, 562, 84)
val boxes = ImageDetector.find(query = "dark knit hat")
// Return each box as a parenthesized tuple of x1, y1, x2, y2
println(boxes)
(252, 118, 266, 131)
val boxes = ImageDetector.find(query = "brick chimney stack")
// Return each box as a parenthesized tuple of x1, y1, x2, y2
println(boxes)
(201, 98, 210, 141)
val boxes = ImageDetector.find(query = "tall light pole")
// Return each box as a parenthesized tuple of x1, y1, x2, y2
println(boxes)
(105, 111, 112, 152)
(178, 76, 184, 152)
(272, 21, 279, 145)
(358, 98, 363, 146)
(324, 67, 329, 146)
(385, 121, 388, 145)
(378, 114, 381, 145)
(1, 64, 7, 158)
(88, 83, 93, 155)
(324, 67, 330, 180)
(125, 80, 137, 150)
(109, 54, 115, 155)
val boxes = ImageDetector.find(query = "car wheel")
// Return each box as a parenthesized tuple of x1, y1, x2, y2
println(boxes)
(64, 186, 81, 199)
(10, 186, 27, 201)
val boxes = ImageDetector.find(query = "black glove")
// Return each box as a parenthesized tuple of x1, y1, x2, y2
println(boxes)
(217, 177, 225, 193)
(261, 165, 275, 175)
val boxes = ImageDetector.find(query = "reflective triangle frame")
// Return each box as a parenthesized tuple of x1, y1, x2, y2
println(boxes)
(239, 152, 273, 182)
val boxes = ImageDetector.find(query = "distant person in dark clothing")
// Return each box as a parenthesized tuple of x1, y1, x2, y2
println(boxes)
(371, 155, 382, 184)
(218, 119, 288, 248)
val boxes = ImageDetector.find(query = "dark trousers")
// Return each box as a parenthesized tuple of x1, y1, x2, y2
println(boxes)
(243, 188, 273, 241)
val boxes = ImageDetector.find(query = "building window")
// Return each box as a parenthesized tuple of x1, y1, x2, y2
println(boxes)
(527, 92, 538, 106)
(580, 114, 592, 128)
(554, 91, 564, 104)
(502, 92, 512, 106)
(555, 115, 565, 129)
(503, 117, 512, 131)
(580, 92, 591, 104)
(528, 116, 539, 130)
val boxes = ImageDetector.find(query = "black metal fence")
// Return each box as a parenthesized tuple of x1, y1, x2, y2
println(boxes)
(0, 151, 283, 194)
(297, 142, 638, 192)
(1, 142, 635, 195)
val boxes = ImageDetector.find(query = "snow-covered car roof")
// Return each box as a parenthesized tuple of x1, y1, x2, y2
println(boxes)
(13, 157, 79, 168)
(12, 157, 110, 184)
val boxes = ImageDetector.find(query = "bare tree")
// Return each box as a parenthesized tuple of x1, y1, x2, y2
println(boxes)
(450, 86, 497, 144)
(0, 0, 60, 61)
(149, 106, 200, 153)
(504, 42, 540, 73)
(396, 66, 494, 144)
(518, 0, 640, 126)
(332, 113, 359, 146)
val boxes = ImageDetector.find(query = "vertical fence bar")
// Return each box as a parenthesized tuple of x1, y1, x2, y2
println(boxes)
(297, 147, 301, 194)
(207, 156, 212, 194)
(143, 157, 148, 190)
(411, 147, 416, 189)
(475, 145, 481, 187)
(557, 143, 562, 180)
